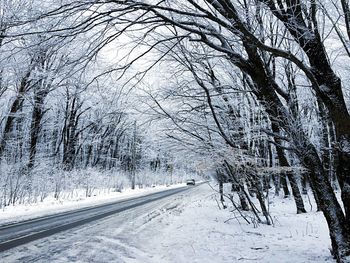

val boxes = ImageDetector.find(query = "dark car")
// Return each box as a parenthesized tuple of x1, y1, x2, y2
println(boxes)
(186, 179, 196, 185)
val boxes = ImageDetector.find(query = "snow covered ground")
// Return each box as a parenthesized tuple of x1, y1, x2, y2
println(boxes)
(131, 184, 333, 263)
(1, 183, 334, 263)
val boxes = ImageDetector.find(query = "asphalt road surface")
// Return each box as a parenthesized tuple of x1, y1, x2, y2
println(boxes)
(0, 184, 198, 253)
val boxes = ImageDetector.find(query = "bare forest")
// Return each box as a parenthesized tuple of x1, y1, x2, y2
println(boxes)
(0, 1, 350, 262)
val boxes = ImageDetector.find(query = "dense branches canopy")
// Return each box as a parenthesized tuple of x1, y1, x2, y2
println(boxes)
(1, 0, 350, 262)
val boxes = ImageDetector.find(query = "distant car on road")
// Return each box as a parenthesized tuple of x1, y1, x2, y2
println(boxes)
(186, 179, 196, 185)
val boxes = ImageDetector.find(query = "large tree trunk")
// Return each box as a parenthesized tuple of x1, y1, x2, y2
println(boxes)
(317, 98, 332, 184)
(285, 170, 307, 214)
(261, 83, 350, 262)
(303, 152, 350, 261)
(258, 78, 350, 262)
(303, 171, 321, 212)
(28, 89, 48, 169)
(62, 97, 79, 170)
(280, 172, 290, 197)
(0, 72, 31, 158)
(306, 34, 350, 239)
(261, 0, 350, 231)
(239, 40, 350, 261)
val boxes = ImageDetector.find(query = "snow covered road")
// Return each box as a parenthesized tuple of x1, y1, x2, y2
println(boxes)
(0, 185, 195, 257)
(0, 183, 334, 263)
